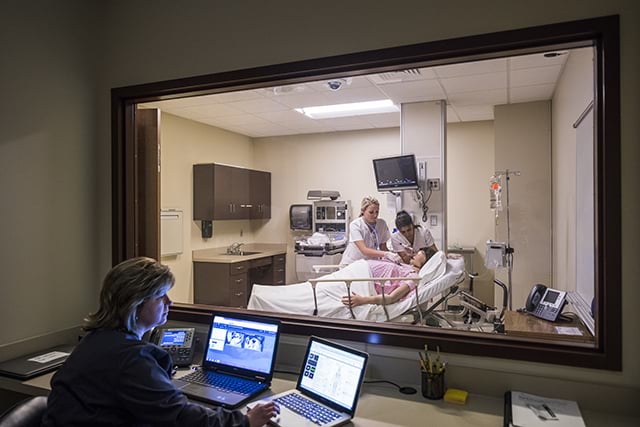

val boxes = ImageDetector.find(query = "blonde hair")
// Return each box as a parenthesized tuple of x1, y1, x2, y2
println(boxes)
(360, 196, 380, 216)
(84, 257, 175, 334)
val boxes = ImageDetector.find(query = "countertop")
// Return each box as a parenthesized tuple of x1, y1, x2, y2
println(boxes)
(4, 369, 638, 427)
(192, 243, 287, 263)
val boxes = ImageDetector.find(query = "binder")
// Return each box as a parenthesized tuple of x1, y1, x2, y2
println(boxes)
(504, 391, 513, 427)
(504, 390, 586, 427)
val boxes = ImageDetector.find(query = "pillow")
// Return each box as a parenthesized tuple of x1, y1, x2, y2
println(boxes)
(418, 250, 446, 284)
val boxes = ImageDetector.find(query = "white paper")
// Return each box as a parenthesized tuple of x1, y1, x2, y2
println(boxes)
(28, 351, 70, 364)
(511, 391, 585, 427)
(554, 326, 582, 336)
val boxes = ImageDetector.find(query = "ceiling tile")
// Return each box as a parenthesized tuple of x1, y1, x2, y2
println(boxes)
(320, 86, 390, 104)
(378, 79, 446, 103)
(178, 103, 246, 117)
(441, 72, 507, 94)
(448, 88, 507, 106)
(509, 52, 570, 70)
(510, 65, 562, 87)
(364, 112, 400, 128)
(510, 84, 555, 103)
(270, 92, 333, 109)
(256, 109, 311, 124)
(207, 89, 264, 103)
(226, 98, 290, 114)
(434, 58, 506, 78)
(213, 114, 272, 127)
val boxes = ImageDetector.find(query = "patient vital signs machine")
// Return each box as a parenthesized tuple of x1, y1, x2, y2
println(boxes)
(290, 192, 351, 281)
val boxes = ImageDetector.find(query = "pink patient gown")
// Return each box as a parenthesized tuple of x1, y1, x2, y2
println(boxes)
(367, 260, 418, 300)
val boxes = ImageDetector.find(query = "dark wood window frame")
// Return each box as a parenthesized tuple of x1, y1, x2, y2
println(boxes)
(112, 15, 621, 370)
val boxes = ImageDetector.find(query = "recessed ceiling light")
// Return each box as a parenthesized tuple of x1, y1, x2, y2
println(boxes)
(295, 99, 399, 119)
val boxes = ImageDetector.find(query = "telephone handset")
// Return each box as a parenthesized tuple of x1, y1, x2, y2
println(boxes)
(151, 327, 196, 367)
(525, 284, 567, 322)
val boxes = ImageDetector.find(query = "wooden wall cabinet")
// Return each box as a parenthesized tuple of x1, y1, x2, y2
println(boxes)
(250, 169, 271, 219)
(193, 163, 271, 220)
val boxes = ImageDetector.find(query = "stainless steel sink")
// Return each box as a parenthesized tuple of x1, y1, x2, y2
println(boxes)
(222, 251, 261, 256)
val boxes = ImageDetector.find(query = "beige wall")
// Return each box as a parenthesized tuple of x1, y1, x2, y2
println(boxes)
(447, 121, 496, 305)
(552, 48, 595, 292)
(2, 0, 639, 412)
(494, 101, 553, 309)
(0, 1, 98, 351)
(159, 112, 255, 303)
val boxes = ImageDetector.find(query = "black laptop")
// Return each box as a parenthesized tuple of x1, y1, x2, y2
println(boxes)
(173, 312, 280, 408)
(0, 344, 74, 380)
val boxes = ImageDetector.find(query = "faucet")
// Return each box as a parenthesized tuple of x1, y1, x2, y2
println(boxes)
(226, 242, 244, 255)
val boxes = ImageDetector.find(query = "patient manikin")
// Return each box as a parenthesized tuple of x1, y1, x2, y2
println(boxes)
(341, 247, 436, 308)
(248, 248, 459, 322)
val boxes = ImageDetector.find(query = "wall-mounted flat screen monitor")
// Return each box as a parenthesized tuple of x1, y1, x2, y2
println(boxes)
(372, 154, 419, 192)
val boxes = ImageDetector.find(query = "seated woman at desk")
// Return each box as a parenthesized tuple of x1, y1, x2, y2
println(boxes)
(340, 196, 402, 265)
(42, 257, 276, 427)
(341, 246, 437, 308)
(390, 210, 438, 264)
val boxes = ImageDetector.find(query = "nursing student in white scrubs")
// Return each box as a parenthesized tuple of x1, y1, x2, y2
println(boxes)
(340, 196, 402, 265)
(390, 210, 438, 264)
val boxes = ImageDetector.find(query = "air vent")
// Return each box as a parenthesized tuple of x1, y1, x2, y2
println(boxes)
(368, 69, 423, 84)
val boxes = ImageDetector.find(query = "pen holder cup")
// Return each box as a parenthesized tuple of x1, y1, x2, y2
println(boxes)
(421, 370, 445, 400)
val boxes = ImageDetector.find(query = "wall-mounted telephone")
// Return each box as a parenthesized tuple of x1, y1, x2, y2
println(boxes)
(151, 327, 196, 367)
(525, 284, 567, 322)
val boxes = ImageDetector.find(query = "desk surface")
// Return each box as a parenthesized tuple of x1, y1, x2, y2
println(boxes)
(503, 310, 594, 344)
(2, 369, 638, 426)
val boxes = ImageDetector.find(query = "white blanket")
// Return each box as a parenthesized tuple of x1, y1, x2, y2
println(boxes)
(247, 256, 465, 322)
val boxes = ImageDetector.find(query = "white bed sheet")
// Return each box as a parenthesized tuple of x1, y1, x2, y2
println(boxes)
(247, 257, 465, 321)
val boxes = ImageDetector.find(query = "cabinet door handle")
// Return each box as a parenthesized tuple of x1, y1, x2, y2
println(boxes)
(235, 266, 244, 271)
(234, 292, 244, 297)
(245, 204, 253, 208)
(276, 268, 285, 273)
(235, 279, 243, 284)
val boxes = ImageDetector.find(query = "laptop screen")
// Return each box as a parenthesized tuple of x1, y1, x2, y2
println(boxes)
(204, 314, 280, 375)
(297, 337, 368, 414)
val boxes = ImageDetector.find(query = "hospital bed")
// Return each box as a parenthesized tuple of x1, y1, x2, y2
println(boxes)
(247, 252, 466, 323)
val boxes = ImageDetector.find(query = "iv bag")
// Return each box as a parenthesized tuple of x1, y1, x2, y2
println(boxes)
(489, 176, 502, 210)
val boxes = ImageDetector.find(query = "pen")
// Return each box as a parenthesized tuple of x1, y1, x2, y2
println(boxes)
(418, 352, 427, 371)
(542, 404, 556, 418)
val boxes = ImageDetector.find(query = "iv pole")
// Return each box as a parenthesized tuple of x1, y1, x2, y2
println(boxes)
(494, 169, 520, 310)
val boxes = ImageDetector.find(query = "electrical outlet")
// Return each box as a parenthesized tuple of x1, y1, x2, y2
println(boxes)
(427, 178, 440, 191)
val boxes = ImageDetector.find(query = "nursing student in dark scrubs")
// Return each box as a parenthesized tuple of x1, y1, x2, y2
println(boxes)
(42, 257, 276, 427)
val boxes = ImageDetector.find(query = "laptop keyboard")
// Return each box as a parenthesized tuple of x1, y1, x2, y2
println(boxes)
(182, 370, 265, 395)
(274, 393, 341, 425)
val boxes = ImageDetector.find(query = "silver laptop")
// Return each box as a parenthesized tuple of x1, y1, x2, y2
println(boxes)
(249, 336, 368, 427)
(173, 312, 280, 409)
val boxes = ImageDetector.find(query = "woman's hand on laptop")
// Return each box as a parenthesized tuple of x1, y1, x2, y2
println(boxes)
(247, 401, 279, 427)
